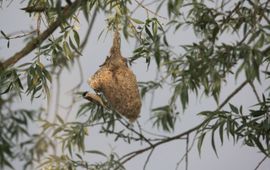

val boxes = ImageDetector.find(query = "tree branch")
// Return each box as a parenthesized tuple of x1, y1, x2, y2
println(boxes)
(175, 134, 197, 170)
(1, 0, 82, 70)
(143, 148, 154, 170)
(117, 118, 153, 147)
(119, 118, 211, 165)
(247, 0, 270, 25)
(249, 81, 261, 103)
(0, 30, 37, 40)
(254, 156, 268, 170)
(118, 79, 250, 166)
(216, 80, 249, 110)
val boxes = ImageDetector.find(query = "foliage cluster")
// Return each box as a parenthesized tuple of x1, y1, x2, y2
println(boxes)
(0, 0, 270, 169)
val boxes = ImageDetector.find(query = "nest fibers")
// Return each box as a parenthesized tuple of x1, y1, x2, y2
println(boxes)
(84, 31, 141, 122)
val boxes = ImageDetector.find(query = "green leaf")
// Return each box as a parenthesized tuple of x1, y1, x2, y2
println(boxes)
(85, 150, 107, 158)
(42, 68, 52, 83)
(56, 114, 64, 124)
(255, 34, 265, 48)
(180, 85, 189, 110)
(211, 129, 219, 157)
(130, 17, 144, 24)
(52, 127, 63, 136)
(247, 30, 260, 44)
(82, 2, 90, 22)
(250, 110, 266, 117)
(229, 103, 239, 114)
(68, 142, 72, 156)
(152, 21, 158, 37)
(145, 26, 153, 40)
(0, 83, 12, 94)
(250, 135, 267, 155)
(63, 41, 72, 59)
(1, 30, 9, 39)
(163, 35, 169, 46)
(154, 47, 161, 68)
(73, 30, 80, 47)
(76, 153, 83, 160)
(151, 105, 175, 132)
(197, 111, 213, 116)
(3, 158, 14, 169)
(219, 120, 225, 145)
(197, 132, 206, 157)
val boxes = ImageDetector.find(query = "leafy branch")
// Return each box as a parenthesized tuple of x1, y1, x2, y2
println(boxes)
(118, 79, 250, 166)
(1, 0, 82, 70)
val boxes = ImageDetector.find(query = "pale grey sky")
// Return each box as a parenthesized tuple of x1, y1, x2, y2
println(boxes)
(1, 1, 270, 170)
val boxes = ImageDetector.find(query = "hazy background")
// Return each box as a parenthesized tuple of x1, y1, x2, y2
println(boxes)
(1, 1, 270, 170)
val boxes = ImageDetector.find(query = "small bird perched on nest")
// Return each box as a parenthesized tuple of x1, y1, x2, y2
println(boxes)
(83, 30, 141, 123)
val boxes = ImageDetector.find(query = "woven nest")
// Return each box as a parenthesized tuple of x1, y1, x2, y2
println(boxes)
(86, 31, 141, 122)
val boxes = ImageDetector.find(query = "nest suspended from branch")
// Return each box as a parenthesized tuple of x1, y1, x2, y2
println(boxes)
(84, 31, 141, 122)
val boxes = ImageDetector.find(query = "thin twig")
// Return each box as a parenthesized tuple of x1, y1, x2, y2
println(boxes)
(141, 128, 169, 138)
(249, 81, 261, 103)
(175, 134, 197, 170)
(101, 129, 146, 142)
(247, 0, 270, 25)
(144, 0, 161, 7)
(79, 6, 98, 50)
(119, 117, 211, 165)
(136, 120, 144, 145)
(134, 0, 167, 20)
(143, 148, 154, 170)
(117, 118, 153, 147)
(1, 0, 82, 69)
(217, 80, 249, 110)
(254, 156, 268, 170)
(119, 79, 249, 165)
(7, 0, 14, 7)
(185, 133, 189, 170)
(131, 0, 145, 15)
(53, 69, 62, 123)
(0, 30, 37, 40)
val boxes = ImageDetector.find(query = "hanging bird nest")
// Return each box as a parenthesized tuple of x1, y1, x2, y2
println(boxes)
(84, 31, 141, 122)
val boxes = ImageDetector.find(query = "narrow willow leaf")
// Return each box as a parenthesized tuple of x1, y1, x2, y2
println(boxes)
(52, 127, 63, 136)
(73, 30, 80, 47)
(130, 17, 144, 24)
(250, 135, 267, 155)
(63, 41, 72, 59)
(1, 30, 8, 39)
(85, 150, 107, 157)
(197, 132, 206, 157)
(145, 26, 153, 40)
(229, 103, 239, 114)
(152, 21, 158, 37)
(56, 114, 64, 124)
(248, 30, 260, 44)
(250, 110, 266, 117)
(219, 120, 225, 145)
(211, 129, 219, 157)
(76, 153, 83, 160)
(42, 68, 52, 83)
